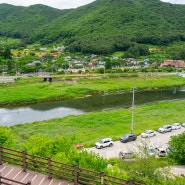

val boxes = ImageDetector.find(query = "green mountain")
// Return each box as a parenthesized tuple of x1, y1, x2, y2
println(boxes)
(0, 0, 185, 54)
(0, 3, 69, 38)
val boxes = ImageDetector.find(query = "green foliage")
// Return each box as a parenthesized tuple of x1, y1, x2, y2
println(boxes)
(21, 134, 108, 171)
(116, 156, 185, 184)
(54, 150, 108, 171)
(1, 0, 185, 54)
(168, 132, 185, 164)
(23, 134, 54, 157)
(97, 68, 105, 74)
(0, 126, 14, 147)
(124, 44, 150, 58)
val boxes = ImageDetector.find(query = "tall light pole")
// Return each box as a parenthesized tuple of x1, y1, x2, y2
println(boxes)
(131, 87, 135, 133)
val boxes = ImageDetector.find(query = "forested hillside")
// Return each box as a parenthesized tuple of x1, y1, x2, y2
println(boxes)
(0, 3, 69, 38)
(0, 0, 185, 54)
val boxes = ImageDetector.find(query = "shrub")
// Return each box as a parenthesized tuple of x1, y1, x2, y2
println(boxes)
(0, 126, 15, 147)
(168, 132, 185, 164)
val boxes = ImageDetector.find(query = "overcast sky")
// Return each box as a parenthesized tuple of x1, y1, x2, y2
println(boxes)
(0, 0, 184, 9)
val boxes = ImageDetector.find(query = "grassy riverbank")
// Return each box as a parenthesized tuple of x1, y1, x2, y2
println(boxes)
(1, 74, 185, 106)
(10, 99, 185, 147)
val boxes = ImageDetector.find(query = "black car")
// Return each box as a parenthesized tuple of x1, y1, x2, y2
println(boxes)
(120, 133, 137, 143)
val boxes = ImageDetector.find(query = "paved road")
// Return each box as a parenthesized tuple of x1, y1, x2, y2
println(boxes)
(87, 127, 185, 159)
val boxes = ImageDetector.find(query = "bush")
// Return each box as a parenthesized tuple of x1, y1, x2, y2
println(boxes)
(0, 126, 14, 147)
(22, 134, 54, 157)
(168, 132, 185, 164)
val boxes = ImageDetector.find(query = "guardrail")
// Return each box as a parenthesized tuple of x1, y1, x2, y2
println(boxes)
(0, 172, 31, 185)
(0, 145, 143, 185)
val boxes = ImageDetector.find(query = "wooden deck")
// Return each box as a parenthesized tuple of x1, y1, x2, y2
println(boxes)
(0, 164, 73, 185)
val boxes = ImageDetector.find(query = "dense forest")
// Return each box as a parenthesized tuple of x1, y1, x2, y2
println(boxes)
(0, 0, 185, 54)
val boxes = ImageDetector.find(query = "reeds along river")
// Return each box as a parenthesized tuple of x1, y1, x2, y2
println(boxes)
(1, 87, 185, 126)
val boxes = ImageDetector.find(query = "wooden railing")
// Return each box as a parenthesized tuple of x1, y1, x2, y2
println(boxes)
(0, 145, 143, 185)
(0, 172, 31, 185)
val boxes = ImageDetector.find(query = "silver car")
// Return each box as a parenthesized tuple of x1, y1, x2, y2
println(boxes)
(158, 125, 172, 133)
(141, 130, 156, 138)
(171, 123, 181, 130)
(119, 150, 134, 159)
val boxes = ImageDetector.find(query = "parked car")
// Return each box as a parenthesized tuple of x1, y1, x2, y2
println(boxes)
(146, 146, 156, 156)
(158, 125, 172, 133)
(155, 147, 166, 157)
(141, 130, 156, 138)
(119, 150, 134, 159)
(120, 133, 137, 143)
(95, 138, 113, 149)
(182, 122, 185, 127)
(171, 123, 181, 130)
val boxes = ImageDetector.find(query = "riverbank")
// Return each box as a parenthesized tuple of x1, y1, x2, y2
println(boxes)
(1, 74, 185, 107)
(10, 99, 185, 148)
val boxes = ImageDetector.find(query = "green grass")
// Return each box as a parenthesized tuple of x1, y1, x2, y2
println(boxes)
(10, 99, 185, 148)
(1, 74, 185, 106)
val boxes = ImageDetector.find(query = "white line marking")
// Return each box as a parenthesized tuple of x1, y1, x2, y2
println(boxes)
(31, 174, 38, 182)
(0, 165, 6, 172)
(38, 177, 46, 185)
(4, 168, 14, 177)
(12, 170, 22, 180)
(48, 179, 53, 185)
(21, 173, 29, 182)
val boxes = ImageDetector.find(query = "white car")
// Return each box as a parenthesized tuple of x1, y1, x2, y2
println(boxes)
(155, 147, 166, 157)
(119, 150, 134, 159)
(158, 125, 172, 133)
(141, 130, 156, 138)
(95, 138, 113, 149)
(171, 123, 181, 130)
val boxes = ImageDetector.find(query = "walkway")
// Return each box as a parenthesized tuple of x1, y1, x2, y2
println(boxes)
(0, 164, 73, 185)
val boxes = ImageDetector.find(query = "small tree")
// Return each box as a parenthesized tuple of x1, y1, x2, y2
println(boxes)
(168, 132, 185, 164)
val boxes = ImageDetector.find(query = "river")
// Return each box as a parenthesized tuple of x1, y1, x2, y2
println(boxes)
(1, 87, 185, 126)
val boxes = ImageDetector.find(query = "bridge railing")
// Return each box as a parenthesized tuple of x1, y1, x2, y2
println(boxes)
(0, 172, 31, 185)
(0, 145, 143, 185)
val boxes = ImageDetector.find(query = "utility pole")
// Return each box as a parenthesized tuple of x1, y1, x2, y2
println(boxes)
(131, 87, 135, 133)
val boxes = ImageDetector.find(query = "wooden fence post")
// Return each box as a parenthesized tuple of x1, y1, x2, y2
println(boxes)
(0, 172, 2, 184)
(101, 171, 105, 185)
(129, 178, 133, 185)
(48, 157, 52, 179)
(22, 151, 27, 172)
(74, 164, 78, 185)
(0, 145, 2, 165)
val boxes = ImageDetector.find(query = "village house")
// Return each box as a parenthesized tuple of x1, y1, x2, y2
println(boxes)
(161, 60, 185, 68)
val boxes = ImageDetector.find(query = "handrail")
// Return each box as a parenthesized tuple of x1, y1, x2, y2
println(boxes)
(0, 173, 31, 185)
(0, 145, 144, 185)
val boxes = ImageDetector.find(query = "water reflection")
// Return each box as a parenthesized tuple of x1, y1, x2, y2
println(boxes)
(1, 87, 185, 126)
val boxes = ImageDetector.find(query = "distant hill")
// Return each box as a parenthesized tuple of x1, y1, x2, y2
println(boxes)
(0, 0, 185, 54)
(0, 3, 69, 38)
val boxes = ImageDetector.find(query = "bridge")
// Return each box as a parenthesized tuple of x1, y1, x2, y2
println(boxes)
(0, 145, 143, 185)
(0, 164, 71, 185)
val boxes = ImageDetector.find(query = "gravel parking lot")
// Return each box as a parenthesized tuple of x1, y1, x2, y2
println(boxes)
(87, 127, 185, 159)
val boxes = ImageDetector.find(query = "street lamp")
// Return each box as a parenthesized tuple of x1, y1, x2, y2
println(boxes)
(131, 87, 135, 133)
